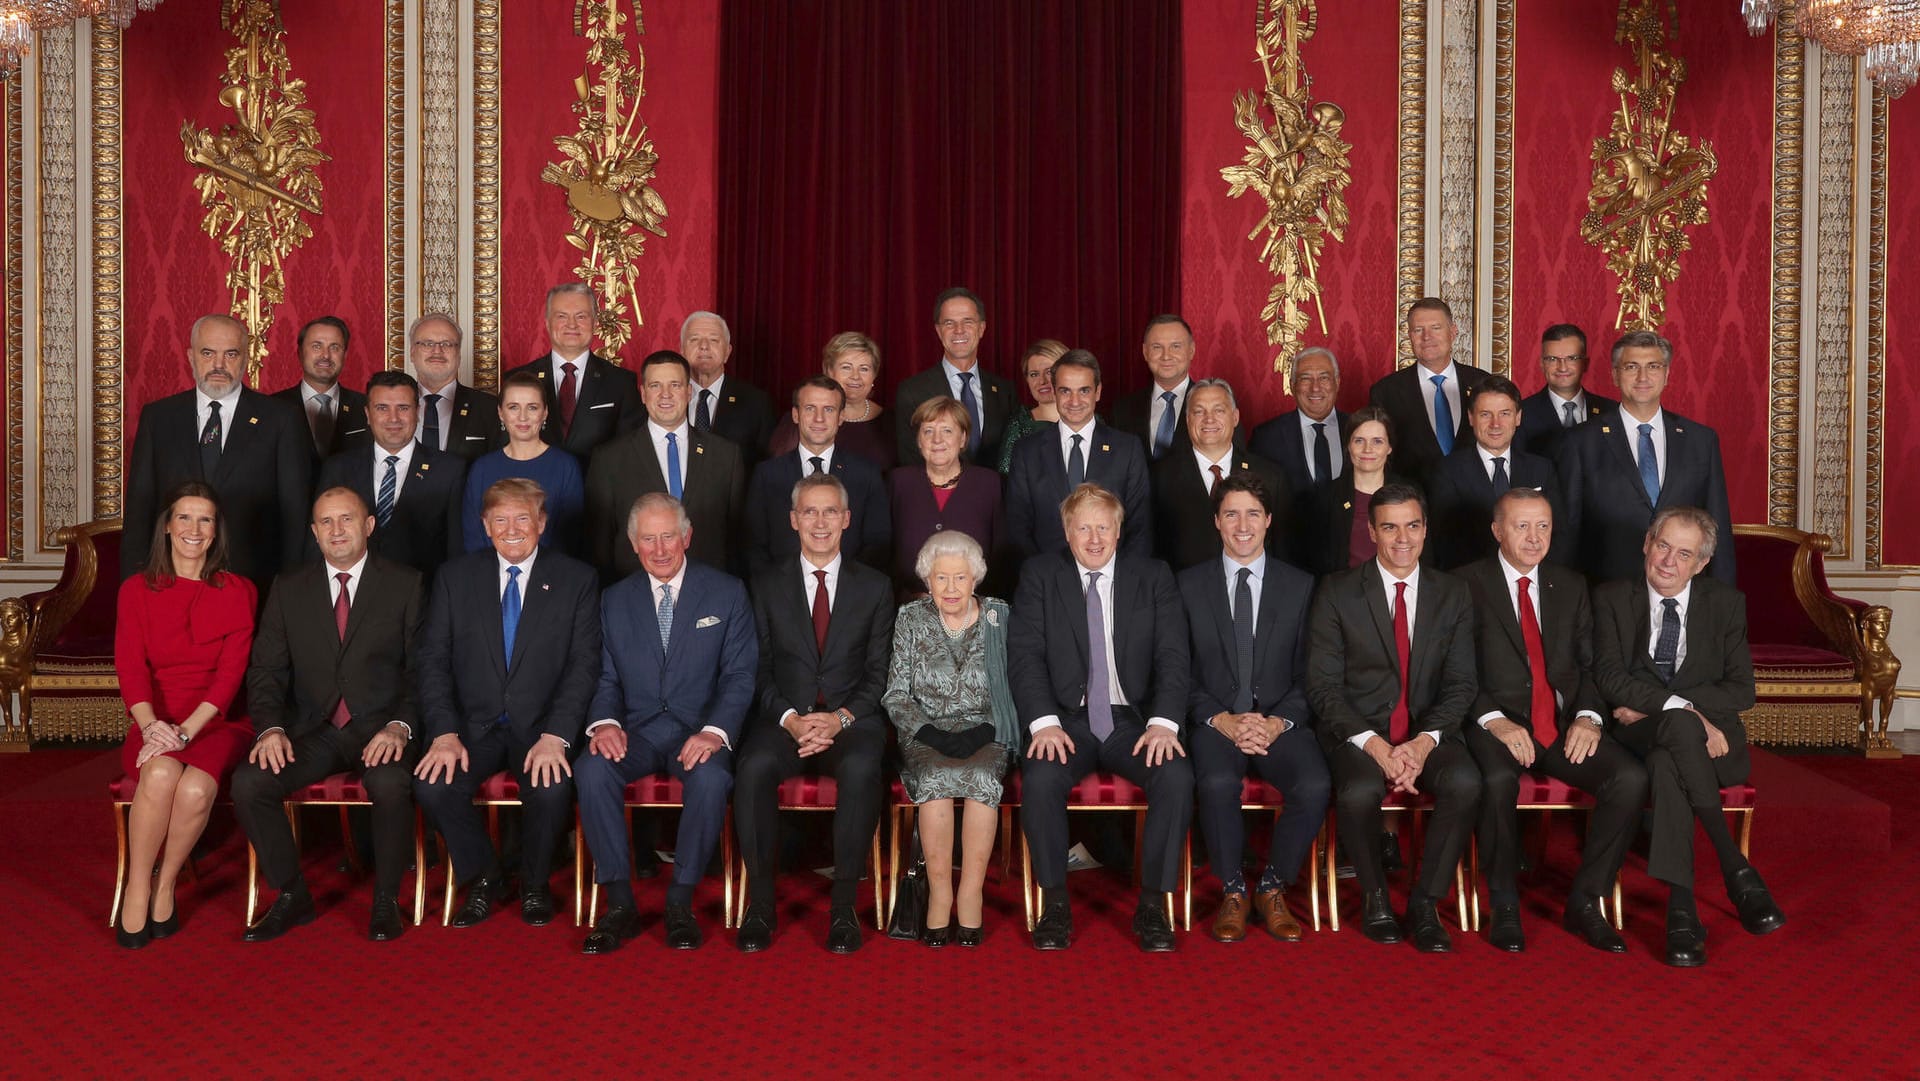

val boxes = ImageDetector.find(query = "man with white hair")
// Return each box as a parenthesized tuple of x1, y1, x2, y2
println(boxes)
(1250, 346, 1347, 574)
(500, 283, 643, 466)
(406, 312, 505, 463)
(682, 309, 775, 462)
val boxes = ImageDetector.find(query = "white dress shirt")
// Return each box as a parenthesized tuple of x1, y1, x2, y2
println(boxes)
(1419, 361, 1464, 438)
(369, 440, 417, 503)
(939, 358, 981, 402)
(1475, 555, 1603, 730)
(1647, 581, 1694, 712)
(413, 381, 455, 450)
(1027, 556, 1177, 736)
(1056, 416, 1098, 472)
(1546, 387, 1588, 424)
(1296, 410, 1344, 481)
(1148, 377, 1191, 445)
(647, 418, 693, 482)
(778, 553, 843, 726)
(795, 444, 837, 475)
(1475, 442, 1515, 483)
(1193, 446, 1233, 493)
(585, 561, 732, 747)
(194, 385, 244, 450)
(1352, 561, 1441, 748)
(548, 349, 591, 386)
(496, 546, 539, 598)
(693, 371, 727, 422)
(1621, 404, 1668, 485)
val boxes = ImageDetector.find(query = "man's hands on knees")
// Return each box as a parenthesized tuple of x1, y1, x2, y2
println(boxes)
(1485, 718, 1536, 767)
(1027, 726, 1074, 764)
(1133, 726, 1186, 768)
(524, 733, 572, 787)
(362, 722, 410, 768)
(413, 733, 468, 784)
(678, 730, 724, 771)
(588, 724, 628, 762)
(250, 730, 294, 774)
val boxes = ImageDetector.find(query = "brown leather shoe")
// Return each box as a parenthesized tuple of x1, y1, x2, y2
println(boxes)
(1252, 887, 1303, 941)
(1210, 892, 1250, 942)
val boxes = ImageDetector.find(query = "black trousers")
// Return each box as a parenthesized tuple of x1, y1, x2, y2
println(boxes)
(1612, 708, 1750, 889)
(1327, 736, 1480, 899)
(734, 720, 886, 908)
(1020, 711, 1193, 894)
(1191, 719, 1331, 889)
(1463, 720, 1649, 904)
(230, 725, 419, 896)
(413, 726, 575, 888)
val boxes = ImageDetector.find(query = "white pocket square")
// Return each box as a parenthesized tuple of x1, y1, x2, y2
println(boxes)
(695, 616, 722, 629)
(589, 401, 615, 410)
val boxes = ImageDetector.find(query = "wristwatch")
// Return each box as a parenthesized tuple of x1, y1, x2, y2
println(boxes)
(836, 709, 855, 730)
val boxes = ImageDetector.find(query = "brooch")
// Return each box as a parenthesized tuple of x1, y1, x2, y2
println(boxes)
(985, 607, 1000, 627)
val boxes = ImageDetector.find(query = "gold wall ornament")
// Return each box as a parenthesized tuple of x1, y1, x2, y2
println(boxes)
(1579, 0, 1717, 331)
(540, 0, 666, 354)
(1220, 0, 1352, 381)
(179, 0, 328, 388)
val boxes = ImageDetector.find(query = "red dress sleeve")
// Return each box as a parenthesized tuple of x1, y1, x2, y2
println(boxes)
(197, 574, 257, 722)
(114, 577, 154, 715)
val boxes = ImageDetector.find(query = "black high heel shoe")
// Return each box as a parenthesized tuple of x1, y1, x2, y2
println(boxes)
(956, 925, 982, 947)
(116, 912, 151, 950)
(149, 897, 179, 940)
(923, 925, 951, 948)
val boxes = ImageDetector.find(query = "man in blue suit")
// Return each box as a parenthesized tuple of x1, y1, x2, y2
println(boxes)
(576, 492, 758, 954)
(1005, 350, 1151, 560)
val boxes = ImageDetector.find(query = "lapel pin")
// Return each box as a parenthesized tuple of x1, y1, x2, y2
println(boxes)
(1100, 444, 1110, 452)
(1343, 501, 1352, 510)
(727, 395, 737, 404)
(419, 462, 430, 471)
(541, 583, 550, 591)
(695, 445, 705, 454)
(1238, 461, 1248, 469)
(1601, 426, 1612, 434)
(458, 407, 469, 416)
(248, 416, 259, 425)
(537, 370, 548, 379)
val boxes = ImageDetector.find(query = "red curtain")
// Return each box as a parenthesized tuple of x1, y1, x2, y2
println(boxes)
(715, 0, 1182, 402)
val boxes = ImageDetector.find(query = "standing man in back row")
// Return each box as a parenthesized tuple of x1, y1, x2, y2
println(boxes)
(895, 287, 1016, 468)
(499, 283, 643, 468)
(1109, 315, 1197, 461)
(1367, 298, 1492, 484)
(407, 313, 504, 463)
(683, 310, 776, 463)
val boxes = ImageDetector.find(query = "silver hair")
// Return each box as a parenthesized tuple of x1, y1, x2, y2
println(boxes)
(545, 282, 598, 314)
(680, 310, 732, 345)
(1610, 329, 1673, 367)
(1188, 377, 1238, 411)
(1647, 505, 1718, 562)
(1292, 345, 1341, 380)
(914, 530, 988, 585)
(408, 312, 464, 346)
(626, 492, 692, 539)
(789, 473, 848, 511)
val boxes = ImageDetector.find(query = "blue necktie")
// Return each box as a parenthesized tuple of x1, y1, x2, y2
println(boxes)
(1431, 374, 1454, 456)
(1085, 570, 1113, 741)
(1654, 597, 1680, 683)
(502, 565, 522, 661)
(1637, 423, 1660, 504)
(1153, 390, 1177, 458)
(375, 454, 398, 527)
(657, 583, 675, 652)
(1066, 433, 1085, 490)
(957, 371, 982, 457)
(1490, 455, 1510, 496)
(665, 432, 683, 499)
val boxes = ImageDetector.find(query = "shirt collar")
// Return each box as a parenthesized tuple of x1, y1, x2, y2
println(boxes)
(651, 560, 689, 597)
(496, 546, 539, 580)
(801, 551, 843, 579)
(549, 350, 591, 376)
(694, 371, 726, 398)
(195, 384, 243, 416)
(299, 380, 338, 404)
(1300, 408, 1336, 432)
(1193, 445, 1233, 472)
(1620, 403, 1665, 430)
(1647, 580, 1691, 613)
(1376, 558, 1420, 591)
(648, 418, 691, 444)
(1420, 360, 1460, 386)
(941, 357, 977, 382)
(372, 440, 417, 470)
(1546, 386, 1585, 408)
(1074, 554, 1117, 581)
(1153, 377, 1191, 402)
(1497, 552, 1540, 588)
(796, 444, 837, 470)
(1475, 442, 1515, 467)
(1222, 551, 1266, 581)
(326, 552, 370, 582)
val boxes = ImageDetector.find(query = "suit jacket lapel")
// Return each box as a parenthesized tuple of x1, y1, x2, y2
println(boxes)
(1661, 417, 1694, 505)
(1411, 571, 1445, 683)
(1060, 560, 1090, 671)
(482, 561, 509, 677)
(1361, 562, 1397, 664)
(1488, 566, 1526, 656)
(1251, 559, 1284, 671)
(214, 394, 268, 486)
(507, 557, 554, 674)
(790, 568, 822, 662)
(1603, 418, 1653, 509)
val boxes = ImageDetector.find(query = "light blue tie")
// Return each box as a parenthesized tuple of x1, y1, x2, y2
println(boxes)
(375, 454, 398, 527)
(1430, 374, 1454, 456)
(1085, 571, 1113, 742)
(1637, 423, 1660, 504)
(665, 432, 683, 500)
(1153, 390, 1177, 458)
(657, 583, 674, 652)
(502, 565, 522, 662)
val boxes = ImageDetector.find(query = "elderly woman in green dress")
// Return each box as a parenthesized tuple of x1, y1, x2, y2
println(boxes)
(883, 531, 1018, 947)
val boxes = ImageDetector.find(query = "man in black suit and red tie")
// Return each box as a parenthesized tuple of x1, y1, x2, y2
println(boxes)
(270, 315, 366, 462)
(1005, 350, 1152, 560)
(1458, 488, 1646, 955)
(893, 288, 1016, 467)
(1011, 484, 1191, 953)
(1149, 378, 1290, 570)
(1249, 347, 1346, 574)
(233, 487, 424, 943)
(122, 314, 313, 593)
(1517, 324, 1617, 461)
(745, 376, 890, 575)
(1560, 330, 1737, 584)
(407, 313, 505, 463)
(1424, 374, 1565, 571)
(1592, 506, 1784, 967)
(736, 474, 895, 955)
(499, 284, 643, 467)
(1366, 298, 1493, 484)
(682, 310, 776, 463)
(1108, 314, 1197, 461)
(315, 370, 466, 582)
(1305, 484, 1480, 952)
(412, 477, 601, 929)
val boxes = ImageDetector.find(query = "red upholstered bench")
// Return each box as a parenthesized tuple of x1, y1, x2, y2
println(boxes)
(723, 775, 886, 930)
(575, 775, 735, 925)
(884, 777, 1018, 929)
(1010, 771, 1192, 933)
(1323, 788, 1472, 934)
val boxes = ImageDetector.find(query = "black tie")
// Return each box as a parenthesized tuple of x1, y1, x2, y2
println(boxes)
(198, 401, 223, 478)
(1654, 597, 1681, 683)
(809, 455, 825, 476)
(695, 388, 713, 432)
(1491, 455, 1510, 495)
(423, 393, 443, 451)
(1311, 421, 1331, 490)
(1231, 567, 1255, 713)
(1066, 433, 1085, 490)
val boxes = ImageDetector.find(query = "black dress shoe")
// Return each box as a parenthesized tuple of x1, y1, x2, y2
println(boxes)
(581, 905, 641, 954)
(1379, 831, 1405, 874)
(1562, 898, 1627, 953)
(115, 914, 151, 950)
(451, 874, 511, 928)
(369, 892, 406, 942)
(148, 899, 179, 941)
(1407, 898, 1452, 953)
(1726, 867, 1786, 936)
(826, 906, 863, 954)
(520, 886, 556, 927)
(923, 924, 951, 948)
(1487, 903, 1525, 952)
(1664, 911, 1706, 968)
(243, 890, 316, 943)
(956, 925, 982, 947)
(664, 903, 702, 949)
(1359, 889, 1402, 944)
(737, 906, 774, 953)
(1133, 902, 1176, 953)
(1032, 899, 1072, 951)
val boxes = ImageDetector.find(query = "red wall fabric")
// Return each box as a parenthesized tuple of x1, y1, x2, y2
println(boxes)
(1512, 2, 1773, 523)
(121, 0, 385, 447)
(1180, 0, 1402, 422)
(1883, 97, 1920, 566)
(498, 0, 719, 370)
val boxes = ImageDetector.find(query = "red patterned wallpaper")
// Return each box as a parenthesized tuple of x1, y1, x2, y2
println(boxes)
(1179, 0, 1401, 422)
(1512, 2, 1773, 523)
(1883, 96, 1919, 566)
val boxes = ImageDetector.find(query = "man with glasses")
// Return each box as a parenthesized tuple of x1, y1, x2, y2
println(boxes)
(407, 313, 504, 462)
(1517, 324, 1616, 462)
(894, 287, 1016, 467)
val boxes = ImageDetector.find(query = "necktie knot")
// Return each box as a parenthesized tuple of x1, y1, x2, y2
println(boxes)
(1662, 597, 1677, 612)
(562, 362, 577, 378)
(1563, 400, 1578, 427)
(814, 569, 828, 586)
(315, 392, 331, 411)
(336, 571, 351, 588)
(385, 454, 399, 466)
(1517, 574, 1531, 593)
(1493, 455, 1506, 468)
(506, 565, 521, 583)
(425, 393, 441, 408)
(809, 455, 825, 475)
(1161, 390, 1176, 405)
(1085, 569, 1101, 591)
(1430, 374, 1446, 389)
(1236, 566, 1251, 588)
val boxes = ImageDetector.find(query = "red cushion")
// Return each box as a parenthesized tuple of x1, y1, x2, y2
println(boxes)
(622, 775, 690, 805)
(1241, 779, 1283, 804)
(109, 775, 135, 801)
(1750, 644, 1856, 673)
(295, 773, 367, 802)
(995, 771, 1147, 807)
(773, 775, 841, 808)
(475, 773, 521, 801)
(1718, 783, 1758, 809)
(1515, 775, 1593, 807)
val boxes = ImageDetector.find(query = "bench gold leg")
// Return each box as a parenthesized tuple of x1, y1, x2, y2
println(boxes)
(1324, 815, 1340, 932)
(411, 811, 427, 926)
(1021, 833, 1035, 933)
(870, 825, 885, 931)
(246, 842, 261, 927)
(1307, 827, 1323, 932)
(110, 803, 130, 929)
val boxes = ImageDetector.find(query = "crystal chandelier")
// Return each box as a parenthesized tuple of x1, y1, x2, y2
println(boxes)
(1800, 0, 1920, 98)
(1743, 0, 1782, 36)
(0, 0, 164, 77)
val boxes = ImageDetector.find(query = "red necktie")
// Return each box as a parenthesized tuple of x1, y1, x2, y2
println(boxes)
(1516, 576, 1557, 746)
(330, 571, 352, 728)
(811, 569, 830, 654)
(558, 361, 579, 434)
(1388, 580, 1411, 743)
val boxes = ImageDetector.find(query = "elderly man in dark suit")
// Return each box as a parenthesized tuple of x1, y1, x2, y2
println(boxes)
(412, 477, 601, 929)
(1561, 330, 1736, 584)
(745, 375, 890, 575)
(407, 313, 505, 463)
(1150, 378, 1289, 570)
(1108, 314, 1197, 461)
(1011, 483, 1191, 953)
(1005, 350, 1151, 560)
(1179, 476, 1328, 943)
(1592, 506, 1784, 967)
(736, 474, 895, 955)
(682, 310, 776, 462)
(499, 283, 643, 468)
(1366, 298, 1492, 484)
(576, 493, 757, 954)
(583, 350, 746, 582)
(315, 370, 466, 582)
(1458, 489, 1645, 955)
(1518, 324, 1617, 461)
(232, 487, 424, 943)
(1250, 347, 1345, 574)
(894, 288, 1015, 467)
(271, 315, 366, 462)
(123, 314, 312, 593)
(1305, 484, 1480, 952)
(1424, 374, 1565, 571)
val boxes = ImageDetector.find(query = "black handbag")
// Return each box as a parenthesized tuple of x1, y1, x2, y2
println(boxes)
(885, 829, 930, 940)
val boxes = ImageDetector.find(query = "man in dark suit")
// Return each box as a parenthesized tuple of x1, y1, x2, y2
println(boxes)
(1108, 314, 1196, 461)
(1150, 378, 1290, 570)
(1592, 506, 1784, 967)
(408, 313, 504, 462)
(1010, 484, 1191, 952)
(576, 493, 758, 953)
(1518, 323, 1617, 461)
(1006, 350, 1151, 559)
(745, 376, 890, 575)
(583, 350, 746, 582)
(894, 287, 1016, 467)
(1249, 346, 1345, 574)
(1425, 374, 1565, 570)
(1560, 330, 1736, 583)
(1458, 489, 1646, 954)
(682, 310, 775, 462)
(1305, 484, 1480, 952)
(315, 370, 466, 582)
(499, 283, 643, 467)
(1366, 297, 1493, 483)
(412, 476, 601, 928)
(271, 315, 366, 462)
(122, 313, 312, 592)
(232, 487, 424, 942)
(736, 475, 895, 954)
(1179, 476, 1329, 943)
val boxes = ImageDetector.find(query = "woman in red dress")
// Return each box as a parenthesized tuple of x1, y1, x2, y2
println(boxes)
(114, 481, 257, 948)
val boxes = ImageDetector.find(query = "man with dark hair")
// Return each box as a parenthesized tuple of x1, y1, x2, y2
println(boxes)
(1149, 378, 1290, 570)
(1005, 350, 1151, 559)
(1110, 314, 1199, 460)
(744, 375, 890, 574)
(315, 369, 467, 582)
(407, 313, 505, 462)
(1518, 324, 1616, 461)
(894, 287, 1016, 466)
(1366, 298, 1493, 483)
(499, 283, 644, 467)
(1250, 347, 1346, 573)
(272, 315, 367, 460)
(682, 310, 776, 463)
(1306, 483, 1480, 952)
(1424, 373, 1565, 570)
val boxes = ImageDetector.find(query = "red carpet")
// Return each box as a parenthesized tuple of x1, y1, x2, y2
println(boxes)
(1, 748, 1915, 1079)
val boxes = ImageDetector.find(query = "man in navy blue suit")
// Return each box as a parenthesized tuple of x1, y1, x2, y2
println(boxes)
(1005, 350, 1151, 560)
(744, 375, 890, 574)
(575, 493, 758, 954)
(1516, 324, 1617, 462)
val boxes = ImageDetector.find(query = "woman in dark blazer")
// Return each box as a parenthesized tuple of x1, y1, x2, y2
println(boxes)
(1323, 406, 1413, 572)
(888, 396, 1007, 598)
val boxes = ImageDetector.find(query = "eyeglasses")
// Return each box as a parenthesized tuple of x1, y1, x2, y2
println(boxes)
(1617, 361, 1668, 377)
(412, 340, 458, 353)
(1542, 354, 1587, 364)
